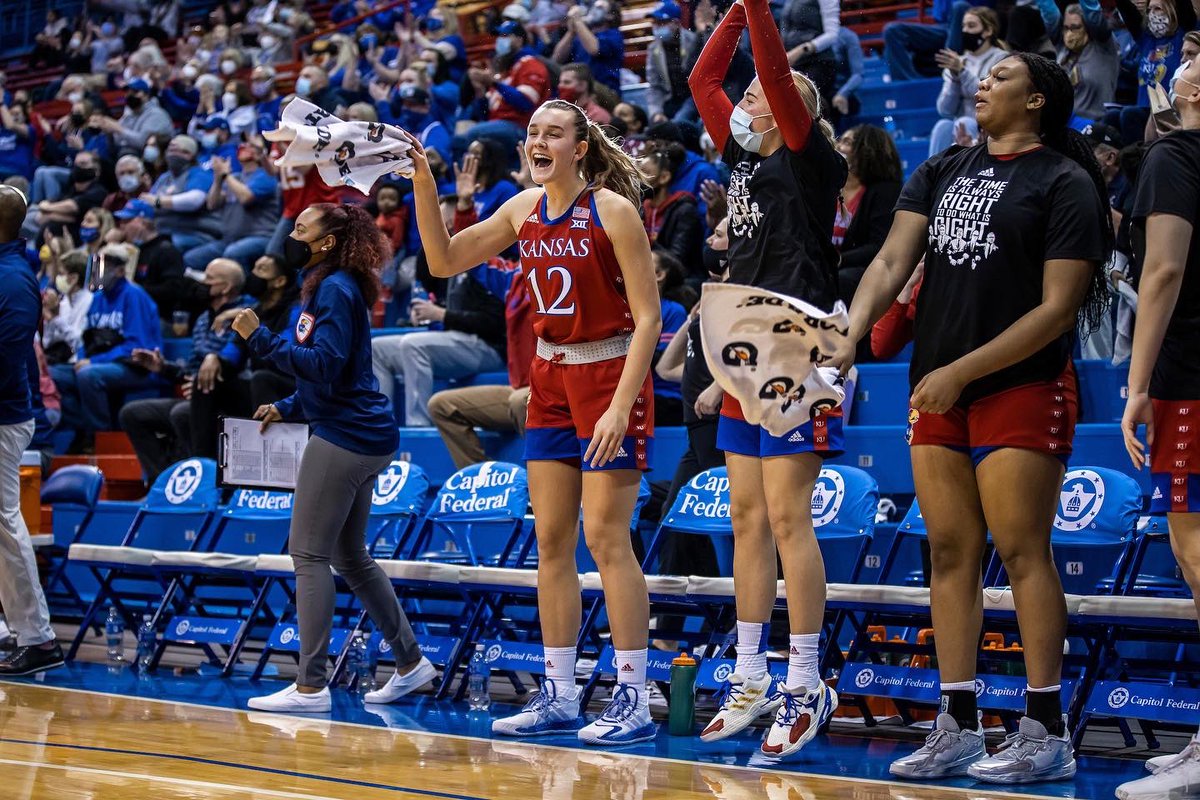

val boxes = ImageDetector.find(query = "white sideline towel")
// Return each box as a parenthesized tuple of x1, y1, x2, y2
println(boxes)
(269, 99, 414, 194)
(700, 282, 849, 437)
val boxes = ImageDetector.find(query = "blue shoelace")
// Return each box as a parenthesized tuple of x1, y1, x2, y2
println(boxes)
(598, 684, 640, 723)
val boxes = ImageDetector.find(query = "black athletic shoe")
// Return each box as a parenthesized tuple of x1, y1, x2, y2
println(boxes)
(0, 643, 65, 676)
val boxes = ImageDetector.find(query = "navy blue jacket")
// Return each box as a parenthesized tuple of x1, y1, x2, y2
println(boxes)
(0, 239, 39, 425)
(248, 270, 397, 456)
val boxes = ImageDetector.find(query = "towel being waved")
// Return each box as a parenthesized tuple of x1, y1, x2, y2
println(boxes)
(700, 282, 849, 437)
(264, 99, 414, 195)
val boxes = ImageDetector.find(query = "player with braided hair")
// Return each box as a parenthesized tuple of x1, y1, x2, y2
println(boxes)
(834, 51, 1111, 784)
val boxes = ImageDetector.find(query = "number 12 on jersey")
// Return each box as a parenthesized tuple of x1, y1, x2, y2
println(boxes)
(526, 266, 576, 316)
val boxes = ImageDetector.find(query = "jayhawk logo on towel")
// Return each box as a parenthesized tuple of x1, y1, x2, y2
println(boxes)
(701, 283, 849, 437)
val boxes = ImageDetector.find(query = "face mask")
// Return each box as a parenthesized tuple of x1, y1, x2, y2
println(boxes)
(729, 105, 775, 154)
(67, 90, 83, 103)
(283, 234, 318, 270)
(294, 77, 312, 97)
(425, 16, 445, 32)
(702, 246, 727, 277)
(279, 7, 293, 22)
(70, 112, 86, 128)
(79, 226, 99, 243)
(144, 145, 161, 162)
(251, 79, 274, 98)
(221, 59, 238, 76)
(222, 91, 239, 111)
(200, 132, 220, 150)
(166, 154, 191, 175)
(181, 64, 198, 80)
(558, 84, 581, 102)
(69, 35, 83, 49)
(196, 48, 212, 62)
(495, 36, 513, 56)
(55, 274, 73, 294)
(399, 81, 418, 94)
(360, 34, 377, 50)
(118, 173, 141, 193)
(653, 24, 673, 41)
(101, 22, 116, 37)
(260, 34, 278, 50)
(1148, 11, 1172, 37)
(71, 166, 97, 184)
(1063, 28, 1088, 52)
(244, 273, 268, 298)
(126, 94, 144, 111)
(585, 6, 607, 26)
(960, 31, 985, 52)
(426, 62, 437, 77)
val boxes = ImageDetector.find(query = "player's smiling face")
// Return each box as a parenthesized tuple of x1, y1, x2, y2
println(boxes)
(526, 106, 586, 185)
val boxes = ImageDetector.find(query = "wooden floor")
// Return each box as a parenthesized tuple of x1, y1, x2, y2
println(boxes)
(0, 681, 1078, 800)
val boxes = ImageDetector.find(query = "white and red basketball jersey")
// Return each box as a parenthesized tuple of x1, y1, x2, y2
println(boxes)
(516, 187, 634, 345)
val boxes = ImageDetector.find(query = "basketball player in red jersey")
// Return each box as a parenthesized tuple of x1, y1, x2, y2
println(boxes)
(402, 99, 662, 745)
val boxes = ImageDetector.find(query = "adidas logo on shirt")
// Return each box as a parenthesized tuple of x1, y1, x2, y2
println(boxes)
(1152, 486, 1163, 500)
(788, 431, 806, 443)
(526, 214, 539, 223)
(978, 167, 995, 177)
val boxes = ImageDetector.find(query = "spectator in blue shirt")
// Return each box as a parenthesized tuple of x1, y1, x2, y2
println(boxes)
(0, 185, 63, 676)
(183, 142, 281, 272)
(0, 103, 36, 183)
(373, 85, 453, 165)
(552, 0, 626, 92)
(414, 7, 468, 83)
(251, 65, 284, 134)
(142, 135, 222, 254)
(195, 117, 241, 172)
(49, 245, 163, 451)
(643, 120, 722, 220)
(31, 99, 112, 204)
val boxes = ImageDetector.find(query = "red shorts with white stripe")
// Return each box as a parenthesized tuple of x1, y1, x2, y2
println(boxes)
(524, 356, 654, 471)
(907, 363, 1077, 466)
(1150, 399, 1200, 514)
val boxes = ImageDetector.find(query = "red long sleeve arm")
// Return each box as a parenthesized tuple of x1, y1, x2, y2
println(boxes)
(688, 3, 746, 153)
(870, 300, 914, 360)
(744, 0, 812, 152)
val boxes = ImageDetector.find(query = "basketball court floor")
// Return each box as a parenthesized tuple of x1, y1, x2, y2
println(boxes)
(0, 663, 1155, 799)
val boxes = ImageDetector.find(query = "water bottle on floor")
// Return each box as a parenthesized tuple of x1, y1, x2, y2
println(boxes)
(468, 644, 490, 711)
(352, 634, 375, 696)
(136, 615, 155, 674)
(105, 606, 125, 668)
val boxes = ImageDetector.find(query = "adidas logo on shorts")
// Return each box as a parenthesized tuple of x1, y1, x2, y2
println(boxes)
(788, 431, 805, 443)
(617, 447, 629, 458)
(1152, 486, 1163, 500)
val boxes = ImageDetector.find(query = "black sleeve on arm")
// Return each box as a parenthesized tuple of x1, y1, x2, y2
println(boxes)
(1133, 138, 1200, 225)
(840, 181, 903, 271)
(893, 153, 942, 217)
(1044, 165, 1108, 263)
(1115, 0, 1144, 40)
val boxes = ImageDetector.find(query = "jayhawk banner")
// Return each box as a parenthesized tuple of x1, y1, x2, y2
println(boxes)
(700, 282, 849, 437)
(267, 98, 414, 195)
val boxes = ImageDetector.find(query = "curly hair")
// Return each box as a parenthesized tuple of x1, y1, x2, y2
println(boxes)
(1011, 52, 1112, 335)
(845, 125, 903, 185)
(303, 203, 390, 308)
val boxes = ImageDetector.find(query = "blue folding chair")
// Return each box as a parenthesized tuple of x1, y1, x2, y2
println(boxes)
(1108, 516, 1191, 597)
(150, 489, 294, 675)
(410, 461, 530, 566)
(367, 461, 430, 558)
(40, 465, 105, 614)
(66, 458, 220, 660)
(642, 467, 733, 576)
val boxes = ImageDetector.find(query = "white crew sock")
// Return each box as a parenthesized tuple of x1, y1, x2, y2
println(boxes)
(614, 648, 647, 687)
(734, 620, 768, 678)
(786, 633, 820, 691)
(543, 646, 576, 687)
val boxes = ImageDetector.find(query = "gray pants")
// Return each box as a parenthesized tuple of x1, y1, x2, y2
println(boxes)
(290, 435, 421, 687)
(371, 331, 506, 427)
(0, 420, 55, 646)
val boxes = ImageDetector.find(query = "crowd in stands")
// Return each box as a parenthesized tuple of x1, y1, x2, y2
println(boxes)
(1, 0, 1187, 486)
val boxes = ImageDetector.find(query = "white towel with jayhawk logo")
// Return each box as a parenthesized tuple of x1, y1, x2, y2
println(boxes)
(266, 98, 414, 194)
(700, 282, 849, 437)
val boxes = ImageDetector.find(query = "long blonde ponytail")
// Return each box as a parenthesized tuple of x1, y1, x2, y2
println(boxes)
(540, 99, 646, 208)
(791, 71, 837, 150)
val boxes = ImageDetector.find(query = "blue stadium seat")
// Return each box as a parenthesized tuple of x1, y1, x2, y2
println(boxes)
(41, 465, 105, 612)
(367, 461, 431, 557)
(851, 363, 910, 425)
(412, 461, 530, 566)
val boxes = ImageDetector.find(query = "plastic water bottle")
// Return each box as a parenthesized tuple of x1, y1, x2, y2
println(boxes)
(468, 644, 490, 711)
(105, 606, 125, 668)
(410, 280, 431, 326)
(135, 614, 155, 674)
(668, 651, 698, 735)
(350, 633, 375, 696)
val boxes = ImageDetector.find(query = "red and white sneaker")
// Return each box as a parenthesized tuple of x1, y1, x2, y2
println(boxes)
(699, 673, 782, 742)
(759, 682, 838, 760)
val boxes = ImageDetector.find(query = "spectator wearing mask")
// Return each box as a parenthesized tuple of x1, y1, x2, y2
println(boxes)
(373, 84, 452, 165)
(645, 1, 700, 124)
(928, 7, 1007, 157)
(41, 251, 93, 366)
(217, 79, 257, 136)
(264, 135, 342, 257)
(115, 199, 190, 330)
(834, 125, 904, 308)
(427, 258, 532, 468)
(640, 143, 703, 277)
(1056, 0, 1119, 123)
(251, 65, 283, 134)
(1084, 123, 1128, 221)
(141, 135, 222, 253)
(372, 197, 507, 427)
(216, 253, 299, 410)
(464, 22, 551, 157)
(89, 21, 126, 75)
(0, 102, 36, 183)
(87, 79, 174, 158)
(883, 0, 970, 81)
(614, 101, 649, 136)
(643, 120, 722, 217)
(294, 65, 345, 115)
(558, 63, 612, 124)
(25, 151, 108, 241)
(184, 141, 281, 272)
(0, 184, 64, 677)
(779, 0, 842, 104)
(374, 184, 408, 252)
(1110, 0, 1194, 145)
(50, 245, 163, 451)
(33, 99, 113, 204)
(159, 62, 202, 127)
(194, 116, 240, 171)
(650, 249, 691, 425)
(414, 7, 468, 82)
(77, 208, 117, 262)
(104, 154, 152, 213)
(552, 0, 625, 92)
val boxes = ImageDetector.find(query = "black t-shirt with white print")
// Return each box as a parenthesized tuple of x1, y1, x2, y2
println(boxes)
(895, 144, 1106, 407)
(723, 131, 847, 312)
(1131, 130, 1200, 400)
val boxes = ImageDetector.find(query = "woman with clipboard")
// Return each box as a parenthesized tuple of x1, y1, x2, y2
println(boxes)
(231, 204, 433, 713)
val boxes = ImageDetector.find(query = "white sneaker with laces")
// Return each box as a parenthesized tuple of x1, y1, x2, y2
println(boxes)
(492, 678, 581, 737)
(247, 684, 332, 713)
(889, 712, 985, 778)
(1145, 748, 1193, 773)
(759, 682, 837, 760)
(699, 672, 781, 742)
(577, 683, 656, 745)
(364, 657, 436, 704)
(1117, 737, 1200, 800)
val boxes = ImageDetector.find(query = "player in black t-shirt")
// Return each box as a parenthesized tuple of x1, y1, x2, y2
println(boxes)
(837, 53, 1111, 785)
(688, 0, 848, 760)
(1116, 57, 1200, 800)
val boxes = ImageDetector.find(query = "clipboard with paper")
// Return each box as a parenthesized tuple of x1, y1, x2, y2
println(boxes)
(217, 416, 310, 490)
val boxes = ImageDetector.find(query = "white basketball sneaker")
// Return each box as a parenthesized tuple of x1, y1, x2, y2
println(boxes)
(889, 712, 986, 779)
(1117, 737, 1200, 800)
(491, 678, 581, 737)
(699, 672, 782, 742)
(577, 683, 656, 746)
(759, 682, 837, 760)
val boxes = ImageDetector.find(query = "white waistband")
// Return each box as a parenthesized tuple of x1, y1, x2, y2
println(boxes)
(536, 334, 632, 365)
